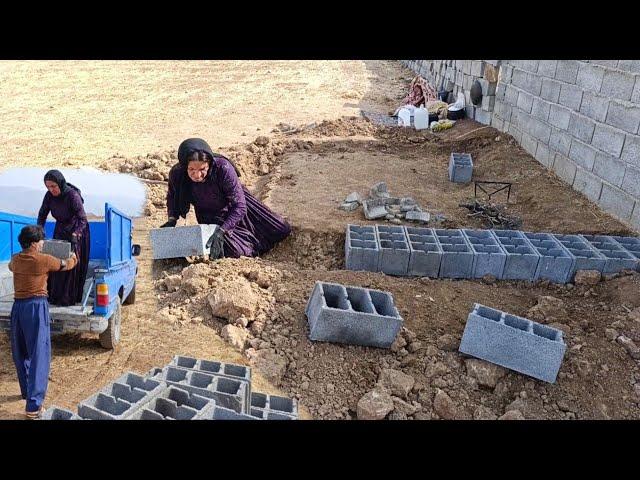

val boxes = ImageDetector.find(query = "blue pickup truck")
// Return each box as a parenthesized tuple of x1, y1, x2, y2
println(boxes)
(0, 203, 141, 349)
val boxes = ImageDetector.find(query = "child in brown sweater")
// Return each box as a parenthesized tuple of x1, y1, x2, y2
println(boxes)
(8, 225, 77, 418)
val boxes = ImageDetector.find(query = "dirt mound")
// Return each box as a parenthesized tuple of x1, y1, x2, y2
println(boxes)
(305, 116, 378, 137)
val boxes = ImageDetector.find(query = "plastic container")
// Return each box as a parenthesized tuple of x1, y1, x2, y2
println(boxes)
(414, 107, 429, 130)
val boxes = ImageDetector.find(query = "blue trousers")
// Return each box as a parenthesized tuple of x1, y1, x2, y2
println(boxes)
(10, 297, 51, 412)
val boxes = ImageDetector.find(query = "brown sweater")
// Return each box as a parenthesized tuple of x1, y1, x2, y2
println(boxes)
(8, 247, 78, 299)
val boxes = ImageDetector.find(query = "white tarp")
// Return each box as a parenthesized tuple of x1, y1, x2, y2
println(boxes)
(0, 167, 146, 218)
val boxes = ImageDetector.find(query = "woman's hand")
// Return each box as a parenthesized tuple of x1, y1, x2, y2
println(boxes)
(205, 228, 226, 260)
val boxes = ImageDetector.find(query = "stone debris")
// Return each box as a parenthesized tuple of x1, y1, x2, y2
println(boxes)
(342, 181, 432, 225)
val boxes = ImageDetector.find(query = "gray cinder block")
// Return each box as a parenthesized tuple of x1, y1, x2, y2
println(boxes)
(462, 229, 506, 279)
(148, 366, 248, 413)
(611, 236, 640, 270)
(376, 225, 410, 276)
(127, 387, 216, 420)
(167, 355, 252, 409)
(553, 234, 607, 279)
(150, 224, 218, 260)
(580, 234, 640, 273)
(305, 281, 403, 349)
(363, 198, 388, 220)
(40, 406, 82, 420)
(406, 227, 442, 277)
(204, 406, 258, 420)
(78, 372, 165, 420)
(250, 392, 298, 420)
(492, 230, 541, 280)
(523, 232, 575, 284)
(448, 153, 474, 183)
(42, 240, 71, 260)
(345, 225, 379, 272)
(434, 229, 474, 279)
(168, 355, 251, 383)
(459, 303, 567, 383)
(405, 211, 431, 223)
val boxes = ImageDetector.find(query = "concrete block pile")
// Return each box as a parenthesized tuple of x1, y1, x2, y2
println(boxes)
(149, 224, 218, 260)
(459, 303, 567, 383)
(305, 281, 403, 348)
(345, 224, 640, 282)
(340, 181, 430, 225)
(41, 356, 298, 420)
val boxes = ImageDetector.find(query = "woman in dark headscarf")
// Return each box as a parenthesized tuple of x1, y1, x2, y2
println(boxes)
(161, 138, 291, 259)
(37, 170, 91, 306)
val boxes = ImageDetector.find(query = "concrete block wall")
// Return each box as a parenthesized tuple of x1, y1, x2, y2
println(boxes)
(402, 60, 640, 233)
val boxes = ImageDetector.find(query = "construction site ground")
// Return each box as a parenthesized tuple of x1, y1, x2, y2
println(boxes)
(1, 60, 639, 420)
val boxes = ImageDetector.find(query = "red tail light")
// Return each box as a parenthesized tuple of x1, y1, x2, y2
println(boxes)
(96, 283, 109, 306)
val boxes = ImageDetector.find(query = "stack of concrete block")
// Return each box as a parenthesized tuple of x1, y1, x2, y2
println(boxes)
(147, 366, 248, 414)
(167, 355, 252, 410)
(127, 387, 216, 420)
(434, 229, 475, 278)
(376, 225, 410, 275)
(249, 392, 298, 420)
(77, 372, 166, 420)
(462, 229, 507, 279)
(345, 224, 379, 272)
(305, 281, 403, 348)
(523, 232, 574, 283)
(42, 356, 298, 420)
(406, 227, 443, 277)
(149, 224, 218, 260)
(552, 234, 607, 280)
(580, 234, 640, 273)
(459, 303, 567, 383)
(42, 240, 71, 260)
(448, 153, 474, 183)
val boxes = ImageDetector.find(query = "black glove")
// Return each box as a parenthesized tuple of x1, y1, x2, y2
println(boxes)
(160, 218, 177, 228)
(205, 228, 226, 260)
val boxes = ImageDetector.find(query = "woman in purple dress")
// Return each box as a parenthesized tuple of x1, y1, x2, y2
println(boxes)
(37, 170, 91, 306)
(160, 138, 291, 259)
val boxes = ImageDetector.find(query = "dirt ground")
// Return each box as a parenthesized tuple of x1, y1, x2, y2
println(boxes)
(1, 60, 639, 420)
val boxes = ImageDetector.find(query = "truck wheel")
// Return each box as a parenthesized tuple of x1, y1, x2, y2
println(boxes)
(123, 282, 136, 305)
(99, 298, 122, 349)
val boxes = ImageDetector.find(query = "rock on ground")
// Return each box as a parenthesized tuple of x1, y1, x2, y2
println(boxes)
(208, 277, 260, 322)
(436, 334, 459, 351)
(465, 358, 508, 389)
(357, 389, 394, 420)
(377, 369, 415, 399)
(499, 410, 525, 420)
(433, 389, 458, 420)
(220, 324, 249, 351)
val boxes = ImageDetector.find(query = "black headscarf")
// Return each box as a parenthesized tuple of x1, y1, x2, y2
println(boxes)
(44, 169, 84, 203)
(173, 138, 241, 219)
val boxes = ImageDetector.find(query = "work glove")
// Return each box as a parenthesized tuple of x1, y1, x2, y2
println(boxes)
(205, 228, 226, 260)
(160, 218, 177, 228)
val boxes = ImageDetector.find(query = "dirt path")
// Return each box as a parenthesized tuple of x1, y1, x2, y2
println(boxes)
(1, 61, 639, 420)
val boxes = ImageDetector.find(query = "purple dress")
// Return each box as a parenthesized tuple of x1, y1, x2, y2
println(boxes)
(37, 189, 91, 306)
(167, 156, 291, 258)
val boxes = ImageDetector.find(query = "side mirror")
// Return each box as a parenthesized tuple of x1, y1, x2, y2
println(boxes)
(132, 244, 141, 256)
